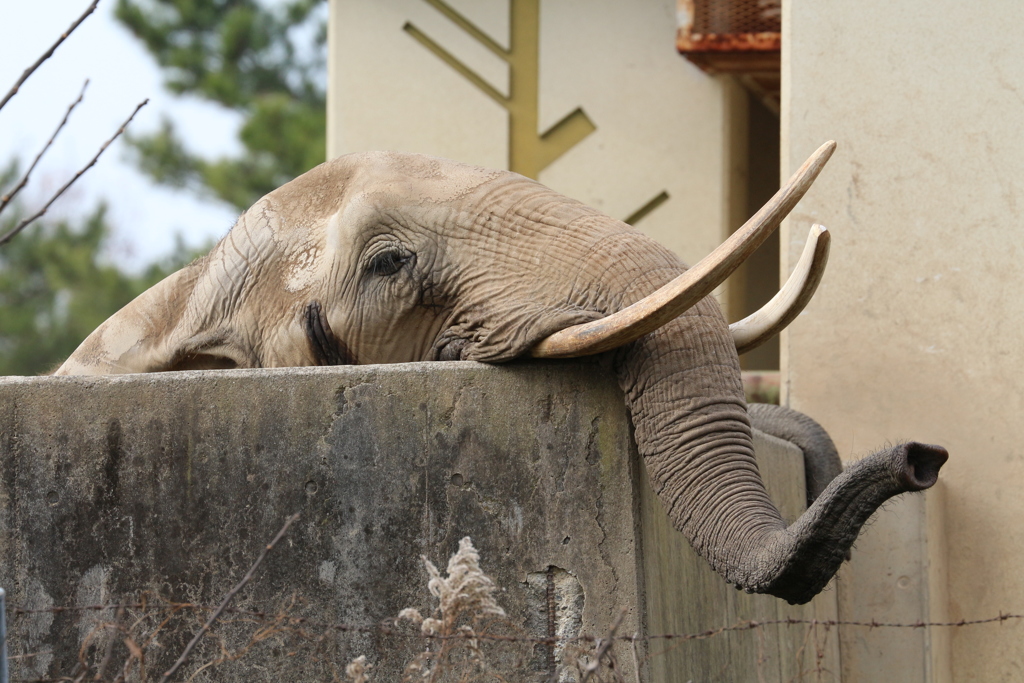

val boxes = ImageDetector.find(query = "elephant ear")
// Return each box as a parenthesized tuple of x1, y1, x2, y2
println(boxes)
(55, 258, 248, 375)
(748, 403, 842, 508)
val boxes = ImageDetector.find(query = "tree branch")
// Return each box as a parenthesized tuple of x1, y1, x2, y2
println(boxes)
(0, 0, 100, 113)
(0, 98, 148, 247)
(158, 512, 301, 683)
(0, 80, 89, 218)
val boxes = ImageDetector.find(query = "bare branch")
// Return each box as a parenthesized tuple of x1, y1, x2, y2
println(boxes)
(0, 98, 149, 247)
(0, 0, 100, 113)
(93, 605, 125, 681)
(158, 512, 301, 683)
(0, 80, 89, 217)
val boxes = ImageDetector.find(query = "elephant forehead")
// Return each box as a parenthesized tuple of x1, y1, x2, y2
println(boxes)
(326, 188, 453, 244)
(231, 202, 331, 294)
(283, 244, 325, 293)
(241, 202, 321, 250)
(350, 153, 505, 206)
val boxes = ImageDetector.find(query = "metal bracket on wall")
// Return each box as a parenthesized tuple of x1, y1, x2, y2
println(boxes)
(677, 0, 781, 114)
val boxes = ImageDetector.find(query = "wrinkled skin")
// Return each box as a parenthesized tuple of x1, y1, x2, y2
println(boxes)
(57, 152, 947, 604)
(748, 404, 843, 509)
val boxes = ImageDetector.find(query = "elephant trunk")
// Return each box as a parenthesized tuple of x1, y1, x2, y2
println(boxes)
(763, 440, 946, 603)
(612, 281, 946, 605)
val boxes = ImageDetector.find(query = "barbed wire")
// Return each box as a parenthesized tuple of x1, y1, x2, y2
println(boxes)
(6, 598, 1020, 683)
(4, 518, 1015, 682)
(9, 600, 1022, 646)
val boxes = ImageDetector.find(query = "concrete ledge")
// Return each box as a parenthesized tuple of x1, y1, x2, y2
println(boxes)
(2, 362, 644, 680)
(641, 432, 839, 682)
(837, 483, 949, 682)
(0, 361, 823, 681)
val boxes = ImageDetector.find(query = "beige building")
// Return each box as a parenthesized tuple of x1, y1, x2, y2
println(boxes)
(329, 0, 1024, 679)
(781, 1, 1024, 680)
(328, 0, 783, 368)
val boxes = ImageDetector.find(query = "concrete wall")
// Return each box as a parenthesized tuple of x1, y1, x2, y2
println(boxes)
(781, 1, 1024, 678)
(640, 437, 839, 682)
(0, 363, 832, 681)
(1, 362, 643, 681)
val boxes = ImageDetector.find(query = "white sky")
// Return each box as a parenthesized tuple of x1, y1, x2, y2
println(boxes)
(0, 0, 246, 270)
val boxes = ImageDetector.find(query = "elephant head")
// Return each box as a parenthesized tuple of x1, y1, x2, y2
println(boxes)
(56, 142, 947, 604)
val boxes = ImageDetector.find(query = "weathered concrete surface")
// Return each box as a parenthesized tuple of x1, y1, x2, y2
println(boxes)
(835, 484, 949, 683)
(641, 433, 839, 683)
(1, 361, 643, 681)
(0, 361, 819, 681)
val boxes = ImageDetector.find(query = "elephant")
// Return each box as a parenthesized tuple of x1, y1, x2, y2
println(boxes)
(55, 141, 947, 605)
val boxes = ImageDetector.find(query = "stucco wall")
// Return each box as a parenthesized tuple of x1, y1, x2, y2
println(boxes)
(327, 0, 746, 276)
(781, 1, 1024, 678)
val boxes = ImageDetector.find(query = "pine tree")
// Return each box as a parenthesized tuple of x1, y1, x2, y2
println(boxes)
(115, 0, 328, 211)
(0, 205, 198, 375)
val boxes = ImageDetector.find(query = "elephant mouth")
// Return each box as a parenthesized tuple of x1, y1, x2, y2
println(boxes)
(303, 300, 357, 366)
(433, 335, 471, 361)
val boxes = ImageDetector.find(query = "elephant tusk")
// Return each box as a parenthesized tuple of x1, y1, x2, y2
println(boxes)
(530, 140, 837, 358)
(731, 224, 831, 355)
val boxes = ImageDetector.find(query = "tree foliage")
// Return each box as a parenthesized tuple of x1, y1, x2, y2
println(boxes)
(0, 204, 197, 376)
(115, 0, 328, 211)
(0, 1, 329, 374)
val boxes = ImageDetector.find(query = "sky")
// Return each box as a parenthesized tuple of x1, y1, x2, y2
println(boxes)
(0, 0, 245, 270)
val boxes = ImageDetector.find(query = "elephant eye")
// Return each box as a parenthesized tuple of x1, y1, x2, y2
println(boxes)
(366, 248, 412, 277)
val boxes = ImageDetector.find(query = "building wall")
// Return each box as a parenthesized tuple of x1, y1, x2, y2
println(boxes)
(781, 1, 1024, 678)
(328, 0, 746, 286)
